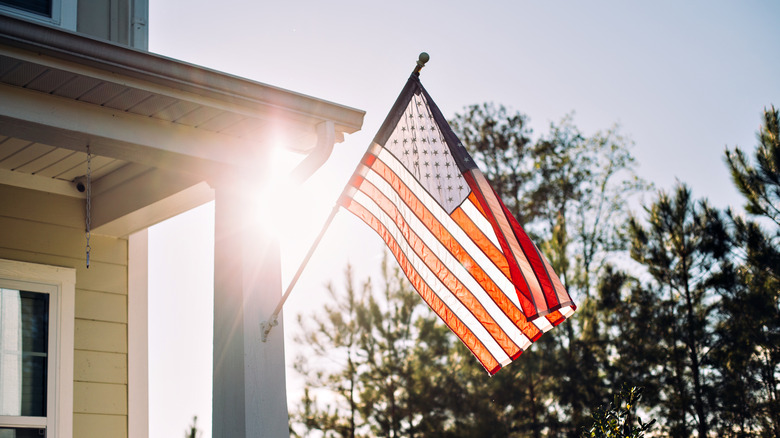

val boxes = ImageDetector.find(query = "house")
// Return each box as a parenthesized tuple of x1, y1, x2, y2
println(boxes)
(0, 1, 365, 436)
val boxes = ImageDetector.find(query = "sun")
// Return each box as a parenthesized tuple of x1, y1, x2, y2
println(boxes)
(249, 145, 338, 258)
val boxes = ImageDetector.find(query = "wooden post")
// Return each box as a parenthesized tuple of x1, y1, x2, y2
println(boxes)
(212, 184, 288, 438)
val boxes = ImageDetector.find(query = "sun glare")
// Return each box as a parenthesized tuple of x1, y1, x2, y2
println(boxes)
(251, 146, 304, 236)
(251, 145, 335, 249)
(249, 143, 347, 288)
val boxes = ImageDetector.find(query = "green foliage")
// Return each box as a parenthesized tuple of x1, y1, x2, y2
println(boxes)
(709, 216, 779, 437)
(628, 184, 729, 437)
(595, 268, 663, 411)
(185, 416, 201, 438)
(294, 388, 358, 438)
(291, 264, 367, 437)
(291, 260, 458, 437)
(715, 105, 780, 437)
(449, 103, 535, 223)
(725, 105, 780, 227)
(581, 386, 655, 438)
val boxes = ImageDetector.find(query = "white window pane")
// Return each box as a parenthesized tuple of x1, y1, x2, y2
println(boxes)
(0, 427, 47, 437)
(0, 0, 51, 17)
(0, 289, 48, 417)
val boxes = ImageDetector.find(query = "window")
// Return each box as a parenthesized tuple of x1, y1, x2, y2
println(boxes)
(0, 0, 51, 17)
(0, 0, 76, 30)
(0, 260, 74, 438)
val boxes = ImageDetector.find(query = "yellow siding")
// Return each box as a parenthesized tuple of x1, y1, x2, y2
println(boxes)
(76, 289, 128, 323)
(0, 216, 127, 264)
(0, 248, 127, 293)
(74, 350, 127, 384)
(75, 319, 128, 353)
(74, 382, 128, 415)
(0, 184, 129, 436)
(74, 413, 128, 438)
(0, 184, 83, 225)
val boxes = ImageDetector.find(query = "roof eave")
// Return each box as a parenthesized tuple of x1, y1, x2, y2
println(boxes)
(0, 14, 365, 135)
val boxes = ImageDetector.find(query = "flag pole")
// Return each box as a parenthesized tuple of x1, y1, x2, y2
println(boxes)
(260, 52, 431, 342)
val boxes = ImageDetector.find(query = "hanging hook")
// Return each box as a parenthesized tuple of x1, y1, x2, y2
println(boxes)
(85, 144, 92, 268)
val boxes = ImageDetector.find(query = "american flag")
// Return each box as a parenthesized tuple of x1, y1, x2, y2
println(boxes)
(339, 74, 576, 374)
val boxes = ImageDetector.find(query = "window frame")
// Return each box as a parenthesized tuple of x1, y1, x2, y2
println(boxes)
(0, 0, 77, 31)
(0, 259, 75, 438)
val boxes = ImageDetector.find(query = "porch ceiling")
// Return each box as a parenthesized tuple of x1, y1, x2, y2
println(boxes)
(0, 14, 365, 237)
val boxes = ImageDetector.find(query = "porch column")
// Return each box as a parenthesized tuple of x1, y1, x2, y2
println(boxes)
(128, 229, 149, 438)
(212, 184, 288, 438)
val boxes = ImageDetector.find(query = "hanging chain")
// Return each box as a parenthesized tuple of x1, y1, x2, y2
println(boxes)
(85, 145, 92, 269)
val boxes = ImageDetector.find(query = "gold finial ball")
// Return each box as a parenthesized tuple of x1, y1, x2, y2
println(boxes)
(418, 52, 430, 64)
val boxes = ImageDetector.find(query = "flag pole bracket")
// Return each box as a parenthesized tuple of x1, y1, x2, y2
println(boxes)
(260, 318, 278, 343)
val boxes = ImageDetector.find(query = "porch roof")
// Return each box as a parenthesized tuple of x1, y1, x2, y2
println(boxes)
(0, 14, 365, 236)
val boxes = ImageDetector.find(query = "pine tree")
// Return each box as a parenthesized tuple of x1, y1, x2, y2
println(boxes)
(725, 105, 780, 227)
(595, 267, 663, 421)
(714, 105, 780, 436)
(628, 184, 729, 437)
(354, 258, 421, 437)
(291, 265, 368, 437)
(291, 260, 459, 438)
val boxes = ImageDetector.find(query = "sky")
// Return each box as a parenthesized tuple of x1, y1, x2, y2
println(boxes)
(145, 1, 780, 436)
